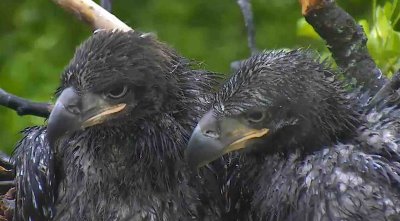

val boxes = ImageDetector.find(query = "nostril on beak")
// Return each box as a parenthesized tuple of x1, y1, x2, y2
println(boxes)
(55, 88, 82, 115)
(65, 104, 81, 115)
(204, 129, 219, 139)
(199, 110, 220, 139)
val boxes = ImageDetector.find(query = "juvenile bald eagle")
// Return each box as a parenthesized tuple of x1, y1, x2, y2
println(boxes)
(186, 50, 400, 220)
(13, 30, 222, 220)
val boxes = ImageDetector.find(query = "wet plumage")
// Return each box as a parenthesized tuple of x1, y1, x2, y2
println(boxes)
(13, 30, 222, 221)
(186, 50, 400, 220)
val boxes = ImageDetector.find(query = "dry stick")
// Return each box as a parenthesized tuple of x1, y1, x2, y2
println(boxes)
(0, 89, 52, 118)
(51, 0, 131, 31)
(0, 181, 13, 187)
(300, 0, 387, 94)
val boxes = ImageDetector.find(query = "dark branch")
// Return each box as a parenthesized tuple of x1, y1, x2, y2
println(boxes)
(0, 181, 14, 187)
(237, 0, 258, 55)
(300, 0, 387, 94)
(0, 89, 52, 118)
(101, 0, 113, 12)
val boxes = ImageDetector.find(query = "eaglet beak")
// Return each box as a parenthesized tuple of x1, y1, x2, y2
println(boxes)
(185, 110, 269, 169)
(47, 87, 126, 147)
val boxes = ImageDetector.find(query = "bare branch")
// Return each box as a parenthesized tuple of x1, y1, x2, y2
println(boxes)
(0, 89, 52, 118)
(52, 0, 131, 31)
(237, 0, 258, 55)
(0, 182, 13, 188)
(300, 0, 387, 94)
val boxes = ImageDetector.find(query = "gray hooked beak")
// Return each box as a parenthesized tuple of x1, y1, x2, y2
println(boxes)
(185, 110, 269, 169)
(47, 87, 126, 147)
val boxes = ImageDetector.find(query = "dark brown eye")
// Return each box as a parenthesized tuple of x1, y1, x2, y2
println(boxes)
(247, 111, 266, 123)
(106, 85, 128, 99)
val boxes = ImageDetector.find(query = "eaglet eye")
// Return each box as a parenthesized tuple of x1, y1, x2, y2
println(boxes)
(106, 85, 128, 99)
(246, 110, 266, 123)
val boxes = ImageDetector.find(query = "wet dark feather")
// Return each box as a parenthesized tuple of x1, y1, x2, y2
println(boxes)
(211, 50, 400, 220)
(12, 31, 223, 221)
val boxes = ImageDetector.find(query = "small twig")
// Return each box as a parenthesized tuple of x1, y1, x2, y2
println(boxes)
(51, 0, 131, 31)
(0, 181, 14, 187)
(237, 0, 258, 55)
(0, 89, 52, 118)
(231, 0, 257, 71)
(300, 0, 387, 94)
(100, 0, 113, 12)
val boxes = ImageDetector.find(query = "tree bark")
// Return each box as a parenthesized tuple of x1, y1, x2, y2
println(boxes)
(300, 0, 387, 94)
(0, 89, 52, 118)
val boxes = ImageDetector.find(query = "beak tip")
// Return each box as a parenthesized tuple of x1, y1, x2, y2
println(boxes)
(184, 152, 199, 170)
(184, 147, 206, 170)
(46, 101, 81, 149)
(184, 142, 200, 170)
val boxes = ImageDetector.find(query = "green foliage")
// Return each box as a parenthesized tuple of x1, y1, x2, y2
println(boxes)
(359, 0, 400, 76)
(0, 0, 89, 153)
(0, 0, 374, 153)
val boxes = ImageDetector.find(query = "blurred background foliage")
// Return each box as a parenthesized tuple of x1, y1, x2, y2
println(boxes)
(0, 0, 398, 153)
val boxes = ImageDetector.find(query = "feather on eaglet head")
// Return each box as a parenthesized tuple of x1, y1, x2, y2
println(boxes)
(186, 50, 360, 168)
(46, 30, 204, 147)
(63, 31, 177, 89)
(61, 30, 180, 111)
